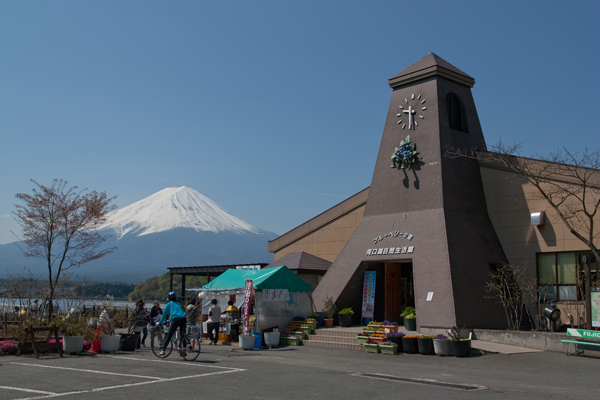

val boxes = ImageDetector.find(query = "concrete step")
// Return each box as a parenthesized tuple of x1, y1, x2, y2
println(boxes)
(302, 326, 364, 351)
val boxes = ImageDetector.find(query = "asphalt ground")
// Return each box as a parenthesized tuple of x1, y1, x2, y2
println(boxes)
(1, 343, 598, 400)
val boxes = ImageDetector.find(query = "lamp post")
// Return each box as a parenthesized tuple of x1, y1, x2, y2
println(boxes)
(583, 255, 592, 329)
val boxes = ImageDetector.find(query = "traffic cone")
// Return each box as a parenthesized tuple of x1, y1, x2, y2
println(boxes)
(88, 326, 102, 353)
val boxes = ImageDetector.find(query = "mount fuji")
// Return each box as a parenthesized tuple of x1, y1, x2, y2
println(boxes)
(0, 187, 278, 283)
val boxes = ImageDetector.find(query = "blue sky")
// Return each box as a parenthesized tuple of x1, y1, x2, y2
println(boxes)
(1, 1, 599, 244)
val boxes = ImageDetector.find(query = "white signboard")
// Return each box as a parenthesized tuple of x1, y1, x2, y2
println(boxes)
(262, 289, 290, 301)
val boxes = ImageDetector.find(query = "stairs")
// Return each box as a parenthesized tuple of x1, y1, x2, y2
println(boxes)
(302, 326, 363, 351)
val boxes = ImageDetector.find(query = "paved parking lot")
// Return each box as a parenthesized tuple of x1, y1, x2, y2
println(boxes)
(1, 344, 598, 400)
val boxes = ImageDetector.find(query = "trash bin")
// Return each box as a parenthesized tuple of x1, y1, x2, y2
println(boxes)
(252, 332, 262, 349)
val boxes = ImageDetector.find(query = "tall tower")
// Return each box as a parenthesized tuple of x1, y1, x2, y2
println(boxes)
(313, 53, 508, 329)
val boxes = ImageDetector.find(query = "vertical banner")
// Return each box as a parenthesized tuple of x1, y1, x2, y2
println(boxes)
(361, 271, 376, 320)
(591, 290, 600, 328)
(243, 279, 253, 334)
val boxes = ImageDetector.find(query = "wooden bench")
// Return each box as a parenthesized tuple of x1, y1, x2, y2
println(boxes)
(561, 328, 600, 356)
(16, 327, 64, 359)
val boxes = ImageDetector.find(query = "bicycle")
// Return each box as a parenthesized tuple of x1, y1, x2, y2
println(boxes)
(150, 322, 201, 361)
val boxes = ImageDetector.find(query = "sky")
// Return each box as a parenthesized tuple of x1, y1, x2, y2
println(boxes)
(1, 0, 599, 245)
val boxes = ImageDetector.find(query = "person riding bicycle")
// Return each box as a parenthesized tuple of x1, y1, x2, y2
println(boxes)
(156, 291, 187, 357)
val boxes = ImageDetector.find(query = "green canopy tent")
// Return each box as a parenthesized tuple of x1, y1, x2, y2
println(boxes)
(193, 266, 314, 333)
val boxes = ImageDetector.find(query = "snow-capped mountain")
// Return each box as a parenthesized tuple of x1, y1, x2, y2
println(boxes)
(0, 187, 278, 283)
(100, 186, 262, 238)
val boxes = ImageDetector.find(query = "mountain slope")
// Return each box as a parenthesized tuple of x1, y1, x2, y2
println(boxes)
(0, 186, 277, 283)
(100, 186, 263, 238)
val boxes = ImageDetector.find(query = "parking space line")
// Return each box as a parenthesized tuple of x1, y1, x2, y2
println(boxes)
(6, 359, 245, 400)
(0, 385, 56, 395)
(10, 362, 163, 380)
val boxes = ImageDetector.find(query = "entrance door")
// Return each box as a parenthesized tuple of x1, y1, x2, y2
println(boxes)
(385, 262, 403, 322)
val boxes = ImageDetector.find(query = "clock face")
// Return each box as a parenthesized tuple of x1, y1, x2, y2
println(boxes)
(396, 93, 427, 130)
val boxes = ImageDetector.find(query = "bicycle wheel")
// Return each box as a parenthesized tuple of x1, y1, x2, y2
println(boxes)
(180, 334, 201, 361)
(151, 329, 173, 358)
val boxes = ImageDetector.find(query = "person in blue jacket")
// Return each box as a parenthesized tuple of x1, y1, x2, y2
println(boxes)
(156, 291, 187, 356)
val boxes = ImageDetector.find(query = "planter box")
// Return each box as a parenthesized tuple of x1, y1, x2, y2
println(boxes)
(239, 335, 255, 350)
(287, 337, 302, 346)
(364, 343, 380, 353)
(100, 335, 121, 353)
(433, 339, 453, 356)
(62, 335, 84, 354)
(382, 325, 399, 333)
(404, 318, 417, 331)
(379, 344, 398, 355)
(264, 332, 280, 348)
(369, 336, 386, 344)
(401, 337, 419, 353)
(367, 324, 382, 330)
(386, 335, 404, 352)
(338, 313, 353, 327)
(356, 336, 370, 345)
(119, 333, 138, 351)
(417, 337, 435, 355)
(451, 340, 472, 357)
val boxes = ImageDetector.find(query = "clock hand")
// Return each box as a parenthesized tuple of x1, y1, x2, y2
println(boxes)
(403, 105, 415, 130)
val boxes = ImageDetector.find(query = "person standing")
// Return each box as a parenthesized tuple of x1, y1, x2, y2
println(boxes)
(30, 300, 39, 315)
(133, 299, 149, 348)
(208, 299, 221, 345)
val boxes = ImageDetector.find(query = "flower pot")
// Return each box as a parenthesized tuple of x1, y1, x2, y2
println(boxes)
(386, 335, 404, 352)
(401, 336, 419, 353)
(451, 340, 472, 357)
(287, 337, 302, 345)
(119, 333, 138, 351)
(62, 335, 84, 354)
(263, 332, 280, 348)
(382, 325, 398, 333)
(368, 324, 382, 330)
(404, 318, 417, 331)
(369, 336, 385, 344)
(100, 335, 121, 353)
(379, 344, 398, 355)
(364, 343, 380, 353)
(338, 313, 353, 327)
(417, 337, 435, 355)
(239, 335, 255, 350)
(356, 336, 370, 345)
(433, 339, 453, 356)
(324, 318, 334, 328)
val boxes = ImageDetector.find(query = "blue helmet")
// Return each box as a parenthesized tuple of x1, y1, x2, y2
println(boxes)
(167, 292, 177, 301)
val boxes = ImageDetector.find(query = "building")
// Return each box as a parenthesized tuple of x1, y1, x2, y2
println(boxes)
(268, 53, 600, 331)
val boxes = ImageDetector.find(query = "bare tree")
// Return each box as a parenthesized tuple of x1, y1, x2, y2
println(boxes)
(450, 143, 600, 263)
(13, 179, 117, 317)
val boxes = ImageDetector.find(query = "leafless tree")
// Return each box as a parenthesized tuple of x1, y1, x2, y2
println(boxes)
(13, 179, 117, 317)
(449, 142, 600, 264)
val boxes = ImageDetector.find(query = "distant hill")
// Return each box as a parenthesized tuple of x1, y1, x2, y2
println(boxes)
(0, 186, 277, 283)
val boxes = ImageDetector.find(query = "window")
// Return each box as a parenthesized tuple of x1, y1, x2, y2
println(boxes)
(446, 93, 468, 133)
(537, 252, 595, 301)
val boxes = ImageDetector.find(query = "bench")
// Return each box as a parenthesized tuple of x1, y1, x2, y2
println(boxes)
(561, 328, 600, 356)
(16, 327, 64, 359)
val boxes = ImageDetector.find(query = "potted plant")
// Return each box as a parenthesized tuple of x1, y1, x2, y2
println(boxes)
(433, 333, 453, 356)
(367, 320, 382, 330)
(417, 335, 435, 355)
(308, 312, 321, 328)
(322, 296, 337, 328)
(448, 328, 472, 357)
(338, 307, 354, 327)
(379, 340, 398, 355)
(53, 314, 87, 354)
(382, 320, 399, 333)
(400, 307, 416, 331)
(401, 334, 419, 353)
(386, 332, 405, 352)
(364, 339, 380, 354)
(356, 333, 370, 345)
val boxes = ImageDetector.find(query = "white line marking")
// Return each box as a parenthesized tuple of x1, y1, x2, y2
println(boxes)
(0, 386, 56, 395)
(10, 362, 163, 380)
(15, 369, 242, 400)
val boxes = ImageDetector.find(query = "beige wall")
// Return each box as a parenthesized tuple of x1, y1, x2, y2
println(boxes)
(273, 204, 365, 262)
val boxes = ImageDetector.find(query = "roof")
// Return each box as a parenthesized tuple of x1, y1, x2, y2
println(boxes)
(167, 263, 269, 275)
(388, 52, 475, 88)
(202, 265, 313, 292)
(265, 251, 331, 272)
